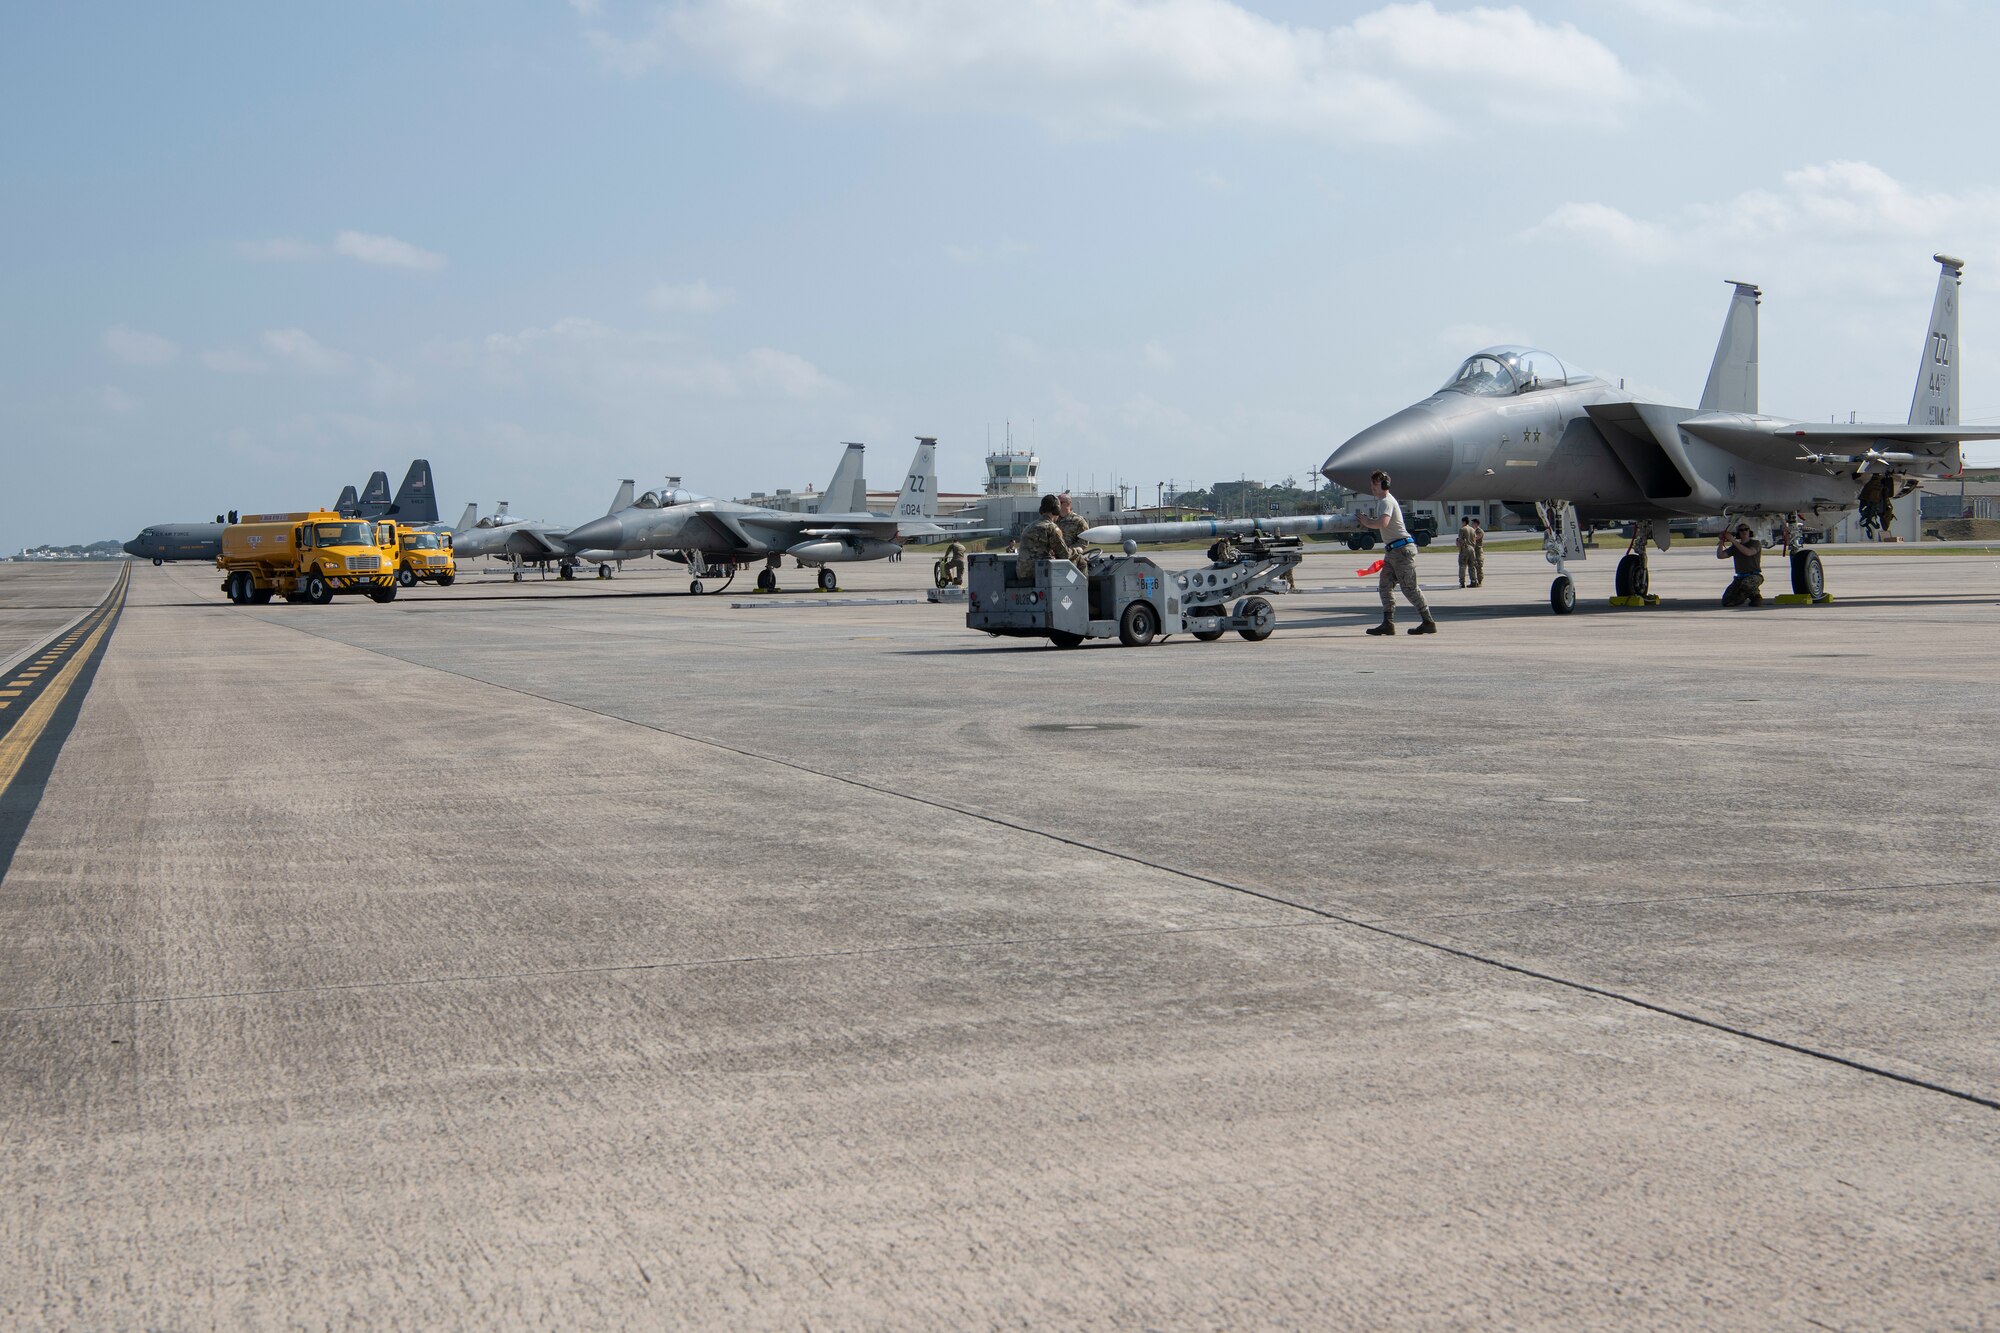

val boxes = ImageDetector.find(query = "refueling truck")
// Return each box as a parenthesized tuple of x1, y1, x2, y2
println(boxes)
(216, 511, 400, 605)
(390, 524, 457, 587)
(966, 538, 1297, 648)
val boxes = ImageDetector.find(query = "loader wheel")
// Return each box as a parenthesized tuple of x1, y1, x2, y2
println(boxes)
(1192, 610, 1227, 643)
(1118, 601, 1158, 647)
(1237, 596, 1275, 642)
(1049, 630, 1084, 649)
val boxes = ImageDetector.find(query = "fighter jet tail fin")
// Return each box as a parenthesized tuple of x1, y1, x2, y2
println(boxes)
(453, 503, 477, 535)
(608, 479, 635, 515)
(357, 470, 392, 517)
(1700, 281, 1760, 414)
(335, 484, 360, 517)
(823, 442, 866, 514)
(1909, 254, 1963, 427)
(389, 459, 438, 524)
(895, 437, 938, 519)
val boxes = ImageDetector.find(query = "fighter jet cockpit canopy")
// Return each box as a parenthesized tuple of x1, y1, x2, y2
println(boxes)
(1441, 346, 1597, 397)
(633, 487, 696, 510)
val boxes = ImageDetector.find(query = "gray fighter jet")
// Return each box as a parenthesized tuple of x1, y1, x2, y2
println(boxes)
(452, 482, 653, 581)
(566, 437, 959, 594)
(1320, 255, 2000, 612)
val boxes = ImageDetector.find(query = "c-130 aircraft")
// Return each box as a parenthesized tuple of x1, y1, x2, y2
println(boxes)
(1320, 254, 1999, 612)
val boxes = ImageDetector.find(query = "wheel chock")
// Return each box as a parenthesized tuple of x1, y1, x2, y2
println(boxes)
(1773, 593, 1836, 606)
(1606, 594, 1661, 608)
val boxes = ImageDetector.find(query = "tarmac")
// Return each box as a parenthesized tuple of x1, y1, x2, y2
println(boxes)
(3, 545, 1998, 1327)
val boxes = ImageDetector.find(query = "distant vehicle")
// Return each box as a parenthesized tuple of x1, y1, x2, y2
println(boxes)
(388, 524, 456, 587)
(216, 512, 399, 605)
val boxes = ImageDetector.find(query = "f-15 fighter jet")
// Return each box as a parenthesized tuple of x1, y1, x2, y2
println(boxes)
(566, 437, 970, 594)
(1320, 255, 2000, 612)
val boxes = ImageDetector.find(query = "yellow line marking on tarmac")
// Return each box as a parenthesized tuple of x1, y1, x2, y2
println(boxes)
(0, 576, 125, 799)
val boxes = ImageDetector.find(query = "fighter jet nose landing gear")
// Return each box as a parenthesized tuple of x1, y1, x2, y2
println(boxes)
(1550, 575, 1576, 615)
(1537, 500, 1585, 615)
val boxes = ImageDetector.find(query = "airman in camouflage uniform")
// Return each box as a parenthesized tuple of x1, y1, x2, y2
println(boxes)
(938, 540, 967, 587)
(1056, 492, 1091, 564)
(1017, 495, 1085, 579)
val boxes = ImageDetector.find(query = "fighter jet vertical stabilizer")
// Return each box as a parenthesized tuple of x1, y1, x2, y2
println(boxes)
(608, 480, 635, 515)
(824, 443, 866, 514)
(896, 437, 938, 519)
(453, 503, 477, 535)
(1701, 281, 1760, 413)
(1911, 254, 1962, 427)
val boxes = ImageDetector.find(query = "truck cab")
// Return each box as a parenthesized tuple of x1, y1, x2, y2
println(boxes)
(391, 525, 457, 587)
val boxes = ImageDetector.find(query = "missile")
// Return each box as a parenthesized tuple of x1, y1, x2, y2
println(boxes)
(1079, 514, 1360, 545)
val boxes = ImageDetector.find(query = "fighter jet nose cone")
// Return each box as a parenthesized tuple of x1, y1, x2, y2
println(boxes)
(566, 517, 622, 549)
(1322, 409, 1454, 498)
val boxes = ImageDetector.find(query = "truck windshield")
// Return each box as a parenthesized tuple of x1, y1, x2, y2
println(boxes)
(313, 522, 374, 548)
(402, 533, 440, 549)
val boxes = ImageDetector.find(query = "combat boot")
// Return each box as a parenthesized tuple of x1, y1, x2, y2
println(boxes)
(1365, 615, 1396, 636)
(1407, 617, 1438, 635)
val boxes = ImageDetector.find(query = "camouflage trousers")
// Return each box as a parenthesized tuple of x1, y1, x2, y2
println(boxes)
(1379, 545, 1430, 618)
(1458, 550, 1474, 586)
(1471, 549, 1484, 586)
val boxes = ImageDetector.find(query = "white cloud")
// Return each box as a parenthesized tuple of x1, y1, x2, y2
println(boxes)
(434, 316, 838, 401)
(332, 230, 447, 270)
(102, 324, 179, 366)
(1141, 341, 1175, 370)
(1605, 0, 1773, 29)
(99, 385, 137, 414)
(262, 328, 354, 375)
(1527, 161, 2000, 267)
(200, 348, 268, 374)
(587, 1, 1648, 143)
(239, 231, 446, 269)
(646, 279, 735, 313)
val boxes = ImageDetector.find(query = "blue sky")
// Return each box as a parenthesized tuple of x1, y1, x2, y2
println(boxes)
(6, 0, 1999, 548)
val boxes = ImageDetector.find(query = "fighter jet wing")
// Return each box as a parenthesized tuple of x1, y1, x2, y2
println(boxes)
(501, 527, 572, 558)
(1682, 416, 2000, 474)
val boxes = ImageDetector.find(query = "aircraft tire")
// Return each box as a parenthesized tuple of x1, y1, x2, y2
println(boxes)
(1550, 575, 1576, 615)
(1048, 630, 1084, 649)
(152, 557, 163, 566)
(559, 564, 575, 581)
(1118, 601, 1158, 647)
(1791, 549, 1824, 598)
(818, 569, 838, 592)
(689, 579, 703, 596)
(1236, 596, 1275, 642)
(396, 565, 416, 588)
(757, 568, 777, 592)
(1615, 553, 1651, 598)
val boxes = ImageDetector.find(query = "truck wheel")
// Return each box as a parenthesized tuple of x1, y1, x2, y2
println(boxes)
(370, 585, 398, 603)
(251, 588, 273, 604)
(1049, 630, 1084, 648)
(1415, 534, 1432, 548)
(1236, 596, 1275, 641)
(1118, 601, 1157, 647)
(437, 574, 455, 587)
(305, 571, 332, 604)
(396, 565, 416, 588)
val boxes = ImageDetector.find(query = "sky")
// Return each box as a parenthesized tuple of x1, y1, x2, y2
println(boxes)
(6, 0, 2000, 549)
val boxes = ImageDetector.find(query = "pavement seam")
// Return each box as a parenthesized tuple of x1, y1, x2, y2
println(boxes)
(176, 581, 2000, 1115)
(1395, 877, 2000, 923)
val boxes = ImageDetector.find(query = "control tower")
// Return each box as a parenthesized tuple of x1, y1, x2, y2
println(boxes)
(984, 447, 1040, 497)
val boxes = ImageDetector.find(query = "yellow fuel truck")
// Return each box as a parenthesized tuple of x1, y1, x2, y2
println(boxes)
(216, 512, 400, 604)
(390, 524, 457, 588)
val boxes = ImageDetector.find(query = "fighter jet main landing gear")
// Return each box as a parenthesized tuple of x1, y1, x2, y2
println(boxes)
(1791, 549, 1825, 598)
(817, 568, 838, 592)
(756, 567, 778, 592)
